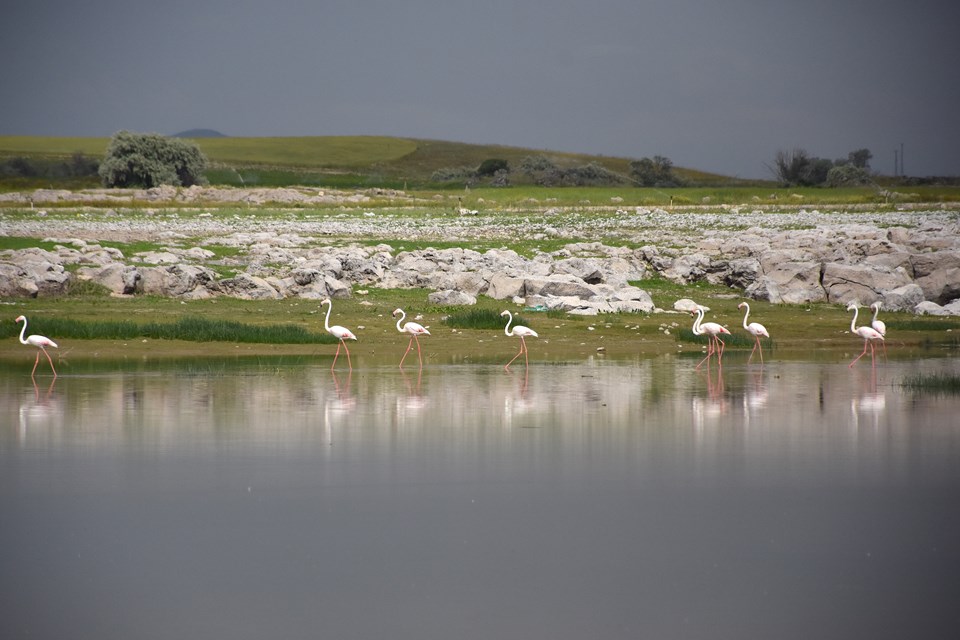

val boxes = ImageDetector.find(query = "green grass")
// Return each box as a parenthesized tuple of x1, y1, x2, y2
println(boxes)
(443, 308, 532, 331)
(6, 315, 336, 344)
(901, 373, 960, 394)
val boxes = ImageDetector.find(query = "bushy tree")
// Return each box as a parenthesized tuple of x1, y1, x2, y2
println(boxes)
(826, 164, 871, 187)
(477, 158, 509, 177)
(99, 131, 208, 188)
(847, 148, 872, 169)
(630, 155, 680, 187)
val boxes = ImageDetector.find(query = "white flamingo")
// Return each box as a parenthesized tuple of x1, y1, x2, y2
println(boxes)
(320, 299, 357, 371)
(392, 308, 430, 369)
(738, 302, 770, 365)
(691, 306, 731, 369)
(870, 302, 888, 359)
(847, 302, 884, 368)
(500, 310, 538, 370)
(15, 315, 58, 378)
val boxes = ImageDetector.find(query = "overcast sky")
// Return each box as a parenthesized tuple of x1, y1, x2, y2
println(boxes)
(3, 0, 958, 178)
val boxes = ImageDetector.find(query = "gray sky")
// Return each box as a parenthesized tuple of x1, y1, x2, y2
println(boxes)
(3, 0, 958, 178)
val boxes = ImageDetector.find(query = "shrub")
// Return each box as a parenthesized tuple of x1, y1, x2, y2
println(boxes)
(477, 158, 509, 176)
(826, 164, 872, 187)
(99, 131, 208, 188)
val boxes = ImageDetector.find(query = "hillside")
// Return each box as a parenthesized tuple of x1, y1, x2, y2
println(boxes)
(0, 134, 742, 189)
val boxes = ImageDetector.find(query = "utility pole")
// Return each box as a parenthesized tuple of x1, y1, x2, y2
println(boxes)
(900, 142, 905, 176)
(894, 149, 898, 177)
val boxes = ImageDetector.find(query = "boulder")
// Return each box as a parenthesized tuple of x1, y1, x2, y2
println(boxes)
(428, 290, 477, 306)
(914, 267, 960, 304)
(914, 301, 950, 316)
(880, 284, 925, 312)
(752, 261, 825, 304)
(218, 273, 282, 300)
(822, 263, 912, 304)
(523, 275, 597, 299)
(487, 274, 525, 300)
(140, 264, 220, 298)
(0, 263, 39, 297)
(910, 250, 960, 279)
(77, 263, 141, 295)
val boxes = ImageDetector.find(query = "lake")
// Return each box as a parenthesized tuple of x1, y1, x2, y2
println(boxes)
(2, 355, 959, 639)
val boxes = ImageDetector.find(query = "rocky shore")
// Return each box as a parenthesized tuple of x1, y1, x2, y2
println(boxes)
(2, 187, 958, 315)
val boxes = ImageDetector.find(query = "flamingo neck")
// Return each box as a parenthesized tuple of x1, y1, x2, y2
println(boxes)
(503, 311, 514, 336)
(17, 318, 28, 345)
(741, 304, 750, 330)
(850, 306, 859, 333)
(692, 308, 704, 335)
(323, 301, 333, 332)
(395, 310, 405, 331)
(871, 305, 879, 323)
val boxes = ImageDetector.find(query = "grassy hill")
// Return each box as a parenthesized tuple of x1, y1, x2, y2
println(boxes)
(0, 134, 745, 190)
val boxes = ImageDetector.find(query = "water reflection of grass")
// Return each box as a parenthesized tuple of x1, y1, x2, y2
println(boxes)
(901, 373, 960, 394)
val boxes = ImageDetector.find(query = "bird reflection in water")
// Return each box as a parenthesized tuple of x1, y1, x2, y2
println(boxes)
(850, 367, 886, 431)
(398, 367, 429, 412)
(743, 367, 769, 418)
(324, 369, 356, 445)
(692, 364, 728, 433)
(19, 377, 60, 444)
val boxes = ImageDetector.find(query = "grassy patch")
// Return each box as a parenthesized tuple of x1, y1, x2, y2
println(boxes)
(444, 308, 532, 331)
(901, 372, 960, 394)
(5, 315, 336, 344)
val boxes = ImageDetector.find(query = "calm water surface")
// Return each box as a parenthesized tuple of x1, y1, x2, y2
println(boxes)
(2, 356, 959, 640)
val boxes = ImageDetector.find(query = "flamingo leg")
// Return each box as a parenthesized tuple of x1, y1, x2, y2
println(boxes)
(342, 340, 353, 371)
(399, 337, 414, 368)
(414, 335, 423, 368)
(331, 341, 341, 370)
(522, 336, 529, 367)
(505, 339, 525, 371)
(41, 347, 57, 377)
(849, 339, 870, 368)
(696, 338, 714, 370)
(32, 351, 40, 377)
(716, 336, 726, 364)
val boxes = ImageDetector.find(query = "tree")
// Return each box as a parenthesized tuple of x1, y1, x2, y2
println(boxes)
(99, 131, 208, 188)
(477, 158, 509, 177)
(847, 148, 872, 169)
(826, 164, 871, 187)
(630, 155, 680, 187)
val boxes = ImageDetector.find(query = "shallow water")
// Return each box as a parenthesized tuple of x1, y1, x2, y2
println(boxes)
(2, 356, 959, 639)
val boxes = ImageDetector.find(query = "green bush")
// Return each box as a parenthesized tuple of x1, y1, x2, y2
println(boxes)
(99, 131, 208, 188)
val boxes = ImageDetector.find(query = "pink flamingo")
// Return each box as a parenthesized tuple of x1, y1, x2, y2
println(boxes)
(320, 299, 357, 371)
(691, 306, 731, 369)
(501, 310, 538, 370)
(15, 315, 58, 378)
(870, 302, 888, 359)
(847, 302, 884, 368)
(392, 308, 430, 369)
(738, 301, 770, 365)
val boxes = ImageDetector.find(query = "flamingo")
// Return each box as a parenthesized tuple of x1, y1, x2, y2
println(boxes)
(870, 301, 888, 359)
(15, 315, 58, 378)
(691, 306, 731, 369)
(501, 310, 538, 370)
(738, 301, 770, 365)
(847, 302, 884, 368)
(392, 308, 430, 369)
(320, 299, 357, 371)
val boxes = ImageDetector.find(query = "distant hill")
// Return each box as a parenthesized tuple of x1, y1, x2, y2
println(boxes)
(173, 129, 226, 138)
(0, 134, 753, 188)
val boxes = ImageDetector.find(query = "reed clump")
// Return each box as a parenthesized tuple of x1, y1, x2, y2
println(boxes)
(10, 316, 336, 344)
